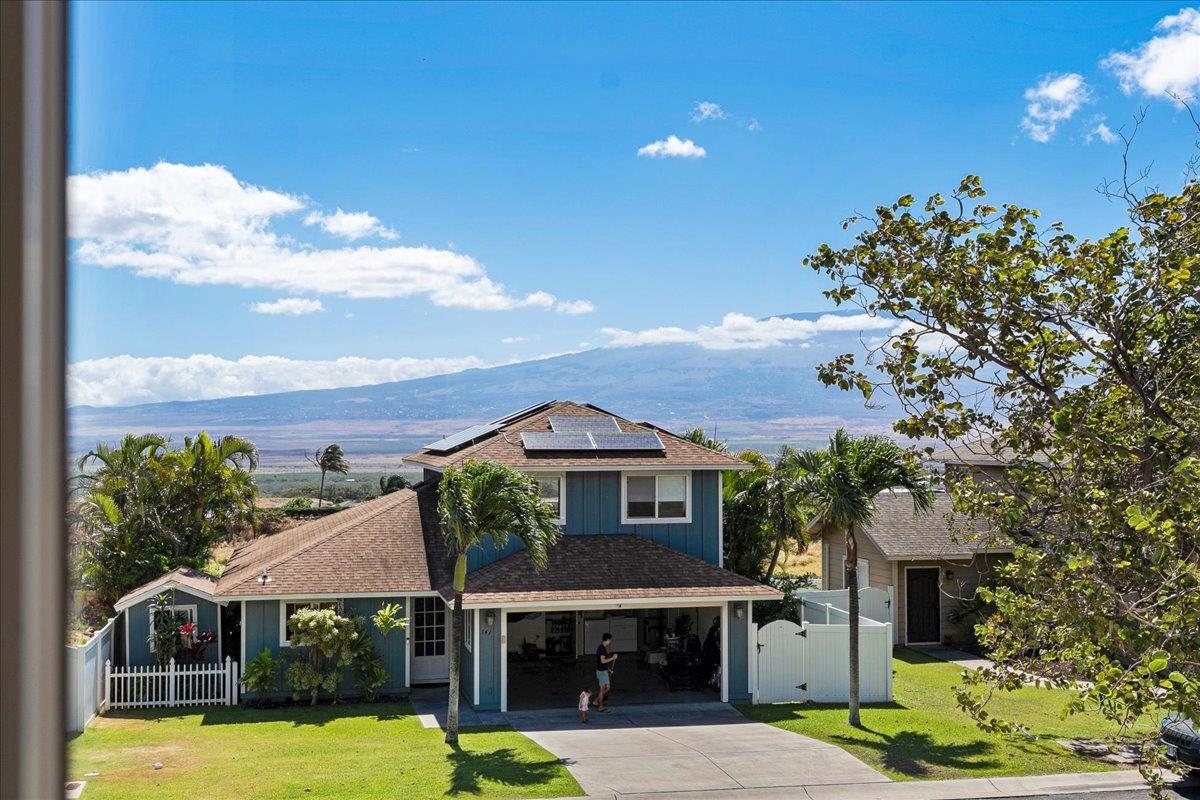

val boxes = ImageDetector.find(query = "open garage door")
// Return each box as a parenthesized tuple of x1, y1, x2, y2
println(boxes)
(505, 605, 724, 711)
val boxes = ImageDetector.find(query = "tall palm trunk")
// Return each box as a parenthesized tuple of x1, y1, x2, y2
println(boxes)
(846, 523, 861, 726)
(317, 469, 327, 509)
(764, 533, 784, 582)
(445, 553, 468, 745)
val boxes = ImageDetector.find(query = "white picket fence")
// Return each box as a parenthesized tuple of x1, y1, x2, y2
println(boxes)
(105, 656, 240, 709)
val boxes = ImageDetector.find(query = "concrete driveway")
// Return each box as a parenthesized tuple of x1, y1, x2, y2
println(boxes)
(503, 701, 889, 797)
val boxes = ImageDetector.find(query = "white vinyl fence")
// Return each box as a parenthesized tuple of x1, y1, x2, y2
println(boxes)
(105, 657, 240, 709)
(66, 617, 116, 733)
(755, 608, 893, 705)
(797, 587, 893, 626)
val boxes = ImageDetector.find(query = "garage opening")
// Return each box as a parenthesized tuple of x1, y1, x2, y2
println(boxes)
(505, 606, 723, 711)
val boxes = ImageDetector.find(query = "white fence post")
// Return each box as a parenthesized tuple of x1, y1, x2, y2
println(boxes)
(167, 658, 176, 706)
(103, 659, 111, 709)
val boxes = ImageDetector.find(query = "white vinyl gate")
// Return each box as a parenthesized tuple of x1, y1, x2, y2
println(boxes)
(755, 617, 893, 704)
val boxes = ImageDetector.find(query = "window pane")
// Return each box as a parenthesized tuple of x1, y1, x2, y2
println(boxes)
(627, 476, 655, 518)
(536, 477, 561, 514)
(658, 475, 687, 518)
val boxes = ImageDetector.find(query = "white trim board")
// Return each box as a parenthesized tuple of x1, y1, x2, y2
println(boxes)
(405, 462, 751, 474)
(115, 582, 215, 613)
(217, 590, 441, 602)
(460, 594, 777, 611)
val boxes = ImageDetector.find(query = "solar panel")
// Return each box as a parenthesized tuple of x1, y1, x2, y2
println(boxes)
(493, 400, 555, 425)
(591, 432, 666, 451)
(423, 422, 501, 453)
(548, 416, 621, 433)
(521, 432, 596, 450)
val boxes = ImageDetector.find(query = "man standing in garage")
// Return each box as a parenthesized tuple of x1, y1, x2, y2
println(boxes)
(595, 632, 618, 712)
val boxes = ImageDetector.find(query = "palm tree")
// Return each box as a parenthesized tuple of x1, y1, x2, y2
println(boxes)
(438, 460, 560, 744)
(379, 474, 411, 495)
(167, 433, 259, 560)
(75, 433, 169, 499)
(797, 429, 932, 726)
(307, 443, 349, 508)
(681, 426, 728, 453)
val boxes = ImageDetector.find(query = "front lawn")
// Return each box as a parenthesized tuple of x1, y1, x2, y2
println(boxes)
(69, 702, 583, 800)
(738, 648, 1158, 781)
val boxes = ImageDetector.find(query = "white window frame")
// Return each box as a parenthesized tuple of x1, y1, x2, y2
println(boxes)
(621, 472, 692, 524)
(148, 604, 197, 653)
(279, 600, 341, 647)
(529, 471, 566, 526)
(842, 557, 870, 587)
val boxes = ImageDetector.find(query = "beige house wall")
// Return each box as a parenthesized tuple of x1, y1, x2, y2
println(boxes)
(818, 533, 1008, 645)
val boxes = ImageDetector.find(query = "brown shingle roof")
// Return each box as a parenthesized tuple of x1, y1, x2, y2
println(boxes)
(403, 400, 749, 471)
(853, 492, 1010, 560)
(215, 487, 435, 598)
(114, 567, 218, 612)
(445, 534, 780, 607)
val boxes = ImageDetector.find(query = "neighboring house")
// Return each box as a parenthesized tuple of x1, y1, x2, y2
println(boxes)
(110, 400, 779, 710)
(817, 445, 1013, 646)
(113, 567, 223, 667)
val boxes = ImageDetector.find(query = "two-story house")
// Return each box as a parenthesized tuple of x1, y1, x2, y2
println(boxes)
(109, 401, 779, 712)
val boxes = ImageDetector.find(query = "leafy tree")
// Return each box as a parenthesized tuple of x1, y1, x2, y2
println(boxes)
(307, 444, 350, 508)
(284, 606, 357, 705)
(438, 460, 560, 744)
(796, 430, 932, 726)
(805, 153, 1199, 771)
(75, 431, 259, 603)
(379, 474, 411, 495)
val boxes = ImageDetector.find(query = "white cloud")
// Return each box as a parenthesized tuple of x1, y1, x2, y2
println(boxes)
(500, 336, 527, 344)
(68, 353, 487, 407)
(691, 101, 727, 122)
(882, 321, 960, 355)
(250, 297, 325, 315)
(600, 312, 895, 350)
(555, 299, 595, 315)
(68, 162, 591, 312)
(746, 118, 761, 132)
(1103, 8, 1200, 100)
(1020, 73, 1091, 142)
(1086, 120, 1119, 144)
(303, 208, 397, 241)
(637, 135, 707, 159)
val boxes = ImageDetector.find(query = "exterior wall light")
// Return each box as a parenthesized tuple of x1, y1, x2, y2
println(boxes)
(259, 570, 271, 586)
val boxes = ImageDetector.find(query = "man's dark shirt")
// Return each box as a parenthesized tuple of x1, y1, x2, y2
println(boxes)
(596, 643, 610, 671)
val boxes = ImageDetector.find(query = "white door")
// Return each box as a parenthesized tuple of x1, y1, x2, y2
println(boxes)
(410, 596, 448, 683)
(756, 619, 808, 703)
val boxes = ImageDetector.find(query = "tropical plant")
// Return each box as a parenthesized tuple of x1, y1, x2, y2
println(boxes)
(438, 460, 561, 744)
(681, 426, 728, 453)
(279, 496, 314, 512)
(75, 432, 259, 603)
(307, 443, 350, 509)
(372, 602, 406, 638)
(241, 647, 281, 697)
(379, 474, 411, 495)
(342, 615, 390, 701)
(284, 606, 357, 705)
(723, 446, 813, 582)
(795, 429, 933, 726)
(147, 593, 187, 667)
(806, 148, 1200, 783)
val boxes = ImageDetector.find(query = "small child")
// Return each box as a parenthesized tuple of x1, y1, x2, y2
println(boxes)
(578, 688, 592, 723)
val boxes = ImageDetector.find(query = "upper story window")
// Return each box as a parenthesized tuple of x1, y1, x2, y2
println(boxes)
(533, 473, 566, 525)
(622, 473, 690, 523)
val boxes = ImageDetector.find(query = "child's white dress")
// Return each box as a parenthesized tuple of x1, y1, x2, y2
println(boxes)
(578, 692, 590, 712)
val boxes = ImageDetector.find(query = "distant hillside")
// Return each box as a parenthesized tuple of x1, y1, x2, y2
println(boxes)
(69, 313, 900, 466)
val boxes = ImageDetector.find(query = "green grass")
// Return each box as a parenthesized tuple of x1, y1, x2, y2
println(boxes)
(69, 703, 583, 800)
(738, 648, 1158, 782)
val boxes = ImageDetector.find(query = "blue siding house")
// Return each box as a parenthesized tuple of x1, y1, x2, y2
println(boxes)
(108, 400, 780, 710)
(113, 568, 224, 668)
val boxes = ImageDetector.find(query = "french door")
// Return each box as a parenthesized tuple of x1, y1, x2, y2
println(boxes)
(410, 596, 448, 683)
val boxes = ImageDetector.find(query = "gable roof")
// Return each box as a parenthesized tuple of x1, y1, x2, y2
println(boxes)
(402, 400, 749, 471)
(444, 534, 781, 607)
(214, 486, 436, 598)
(114, 567, 218, 612)
(829, 492, 1010, 561)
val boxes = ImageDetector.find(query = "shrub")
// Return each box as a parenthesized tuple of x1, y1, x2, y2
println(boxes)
(284, 607, 356, 704)
(279, 497, 314, 512)
(241, 648, 280, 696)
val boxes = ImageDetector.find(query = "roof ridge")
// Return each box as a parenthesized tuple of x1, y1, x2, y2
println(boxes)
(221, 489, 417, 592)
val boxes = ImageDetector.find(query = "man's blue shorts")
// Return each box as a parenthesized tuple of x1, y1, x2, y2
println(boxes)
(596, 670, 610, 686)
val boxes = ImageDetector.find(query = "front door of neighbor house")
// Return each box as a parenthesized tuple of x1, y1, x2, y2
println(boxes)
(906, 568, 941, 644)
(411, 596, 448, 683)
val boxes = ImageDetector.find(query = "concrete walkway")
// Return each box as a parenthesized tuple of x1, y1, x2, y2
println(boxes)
(910, 645, 995, 671)
(506, 702, 889, 797)
(599, 769, 1194, 800)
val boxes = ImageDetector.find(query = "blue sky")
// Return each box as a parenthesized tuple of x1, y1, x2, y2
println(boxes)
(68, 1, 1198, 406)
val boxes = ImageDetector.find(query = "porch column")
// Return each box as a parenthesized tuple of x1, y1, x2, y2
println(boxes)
(720, 602, 729, 702)
(472, 608, 480, 707)
(499, 608, 508, 712)
(403, 598, 413, 689)
(747, 600, 755, 702)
